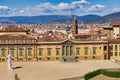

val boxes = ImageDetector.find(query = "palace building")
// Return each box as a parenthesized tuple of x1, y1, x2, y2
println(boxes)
(0, 18, 120, 62)
(0, 26, 36, 62)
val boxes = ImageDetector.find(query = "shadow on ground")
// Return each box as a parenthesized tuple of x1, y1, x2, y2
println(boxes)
(13, 66, 22, 70)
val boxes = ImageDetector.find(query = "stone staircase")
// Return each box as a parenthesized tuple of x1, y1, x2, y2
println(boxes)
(62, 56, 79, 62)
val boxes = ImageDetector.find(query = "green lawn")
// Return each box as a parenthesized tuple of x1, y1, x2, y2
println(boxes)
(89, 74, 120, 80)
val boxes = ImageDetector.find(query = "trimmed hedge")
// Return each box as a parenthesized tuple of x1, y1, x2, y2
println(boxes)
(84, 69, 120, 80)
(84, 69, 101, 80)
(101, 69, 120, 78)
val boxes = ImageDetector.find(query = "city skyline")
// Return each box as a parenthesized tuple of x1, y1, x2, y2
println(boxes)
(0, 0, 120, 16)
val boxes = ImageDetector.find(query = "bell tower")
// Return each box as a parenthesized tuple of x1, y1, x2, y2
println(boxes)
(72, 16, 78, 35)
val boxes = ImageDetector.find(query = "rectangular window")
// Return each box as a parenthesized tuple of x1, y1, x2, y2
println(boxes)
(28, 40, 32, 43)
(1, 40, 6, 43)
(10, 40, 15, 43)
(10, 50, 14, 57)
(18, 40, 23, 43)
(84, 47, 88, 55)
(56, 48, 60, 56)
(28, 50, 32, 56)
(19, 50, 23, 56)
(110, 52, 113, 56)
(1, 50, 5, 57)
(76, 48, 80, 55)
(93, 47, 96, 55)
(47, 48, 51, 56)
(39, 48, 42, 56)
(110, 45, 113, 51)
(115, 45, 117, 51)
(115, 52, 117, 56)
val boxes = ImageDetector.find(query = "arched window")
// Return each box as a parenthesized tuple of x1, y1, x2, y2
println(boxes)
(104, 46, 107, 50)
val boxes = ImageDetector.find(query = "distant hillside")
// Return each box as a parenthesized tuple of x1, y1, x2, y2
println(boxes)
(0, 12, 120, 24)
(0, 15, 101, 24)
(0, 15, 75, 24)
(99, 12, 120, 23)
(82, 14, 101, 19)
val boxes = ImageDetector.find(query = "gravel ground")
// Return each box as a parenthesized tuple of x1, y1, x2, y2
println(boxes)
(0, 60, 120, 80)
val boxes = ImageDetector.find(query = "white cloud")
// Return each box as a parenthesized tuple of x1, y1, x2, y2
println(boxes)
(0, 1, 110, 16)
(17, 0, 90, 15)
(88, 4, 105, 12)
(106, 8, 120, 14)
(112, 8, 120, 12)
(72, 0, 90, 5)
(0, 6, 9, 9)
(56, 3, 70, 10)
(18, 2, 56, 15)
(0, 5, 12, 15)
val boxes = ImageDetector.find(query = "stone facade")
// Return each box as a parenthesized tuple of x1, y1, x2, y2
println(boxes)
(0, 39, 109, 62)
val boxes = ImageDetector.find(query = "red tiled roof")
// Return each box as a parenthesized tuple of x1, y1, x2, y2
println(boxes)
(111, 22, 120, 26)
(0, 26, 27, 32)
(91, 28, 101, 32)
(108, 39, 120, 43)
(38, 36, 65, 42)
(0, 34, 34, 39)
(74, 34, 91, 37)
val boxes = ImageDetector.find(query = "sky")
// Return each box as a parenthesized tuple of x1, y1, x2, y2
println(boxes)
(0, 0, 120, 16)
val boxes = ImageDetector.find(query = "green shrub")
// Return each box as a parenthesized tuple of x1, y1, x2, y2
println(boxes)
(101, 70, 120, 78)
(15, 74, 20, 80)
(84, 69, 120, 80)
(84, 69, 101, 80)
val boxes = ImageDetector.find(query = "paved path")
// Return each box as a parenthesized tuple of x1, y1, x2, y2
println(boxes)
(0, 60, 120, 80)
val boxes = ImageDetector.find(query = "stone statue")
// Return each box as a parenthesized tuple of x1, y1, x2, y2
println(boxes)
(8, 54, 13, 70)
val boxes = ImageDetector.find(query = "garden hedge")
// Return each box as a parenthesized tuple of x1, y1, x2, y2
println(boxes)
(84, 69, 120, 80)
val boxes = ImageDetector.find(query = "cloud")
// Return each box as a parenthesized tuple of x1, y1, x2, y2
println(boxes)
(112, 8, 120, 12)
(72, 0, 90, 5)
(106, 8, 120, 14)
(0, 0, 108, 16)
(88, 4, 105, 12)
(56, 3, 71, 10)
(0, 6, 12, 15)
(18, 2, 56, 15)
(0, 6, 9, 9)
(17, 0, 90, 15)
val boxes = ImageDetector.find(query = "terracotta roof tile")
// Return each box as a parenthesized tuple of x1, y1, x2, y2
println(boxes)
(91, 28, 101, 32)
(0, 26, 27, 32)
(0, 34, 34, 39)
(111, 22, 120, 26)
(74, 34, 91, 37)
(108, 39, 120, 43)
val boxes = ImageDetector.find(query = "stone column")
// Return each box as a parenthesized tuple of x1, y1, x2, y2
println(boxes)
(69, 45, 71, 56)
(65, 46, 66, 57)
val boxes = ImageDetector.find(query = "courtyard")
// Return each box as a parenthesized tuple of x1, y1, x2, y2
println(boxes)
(0, 60, 120, 80)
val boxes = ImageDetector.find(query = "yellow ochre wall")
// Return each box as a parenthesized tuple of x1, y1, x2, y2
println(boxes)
(0, 41, 109, 62)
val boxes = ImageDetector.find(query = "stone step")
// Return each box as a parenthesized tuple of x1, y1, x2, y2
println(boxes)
(62, 56, 79, 62)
